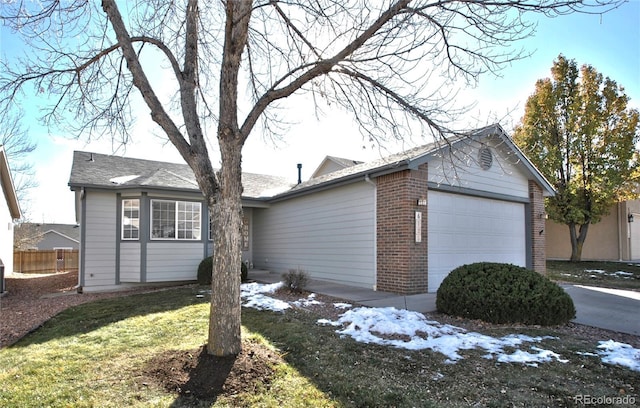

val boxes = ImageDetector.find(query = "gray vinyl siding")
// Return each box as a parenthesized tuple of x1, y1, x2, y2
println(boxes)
(429, 137, 530, 199)
(119, 242, 141, 282)
(83, 191, 117, 287)
(253, 181, 376, 289)
(146, 242, 203, 282)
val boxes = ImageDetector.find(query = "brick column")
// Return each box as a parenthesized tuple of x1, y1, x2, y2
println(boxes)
(529, 180, 546, 274)
(376, 165, 428, 294)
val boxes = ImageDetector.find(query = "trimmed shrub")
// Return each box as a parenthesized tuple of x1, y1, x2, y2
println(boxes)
(241, 262, 248, 283)
(197, 257, 249, 286)
(282, 268, 309, 293)
(436, 262, 575, 326)
(197, 257, 214, 285)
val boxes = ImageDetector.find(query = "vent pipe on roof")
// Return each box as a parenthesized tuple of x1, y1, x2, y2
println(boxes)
(297, 163, 302, 184)
(88, 153, 94, 162)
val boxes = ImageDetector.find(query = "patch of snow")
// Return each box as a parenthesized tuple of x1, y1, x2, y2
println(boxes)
(292, 293, 323, 307)
(241, 282, 289, 312)
(613, 271, 633, 277)
(316, 318, 340, 326)
(109, 174, 140, 184)
(496, 347, 568, 365)
(597, 340, 640, 372)
(241, 281, 283, 297)
(432, 372, 444, 381)
(243, 294, 291, 312)
(317, 306, 564, 365)
(576, 351, 599, 357)
(333, 302, 352, 309)
(584, 269, 606, 274)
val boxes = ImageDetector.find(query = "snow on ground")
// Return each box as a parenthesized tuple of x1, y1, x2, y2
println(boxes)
(598, 340, 640, 371)
(237, 282, 640, 372)
(317, 306, 565, 366)
(583, 269, 636, 279)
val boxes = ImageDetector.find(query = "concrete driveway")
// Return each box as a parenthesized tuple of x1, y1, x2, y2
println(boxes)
(561, 284, 640, 336)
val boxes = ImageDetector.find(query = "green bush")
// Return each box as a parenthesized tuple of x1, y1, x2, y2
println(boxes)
(436, 262, 575, 326)
(197, 257, 249, 286)
(241, 262, 248, 282)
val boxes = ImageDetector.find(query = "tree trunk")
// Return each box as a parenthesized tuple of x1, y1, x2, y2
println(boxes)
(568, 222, 590, 262)
(207, 140, 243, 356)
(205, 0, 252, 357)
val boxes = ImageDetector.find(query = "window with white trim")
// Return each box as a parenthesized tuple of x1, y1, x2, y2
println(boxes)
(122, 199, 140, 240)
(151, 199, 201, 240)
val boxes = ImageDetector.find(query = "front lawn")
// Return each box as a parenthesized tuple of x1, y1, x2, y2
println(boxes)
(547, 260, 640, 290)
(0, 286, 638, 407)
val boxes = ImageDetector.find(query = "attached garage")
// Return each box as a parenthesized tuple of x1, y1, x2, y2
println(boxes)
(427, 191, 527, 292)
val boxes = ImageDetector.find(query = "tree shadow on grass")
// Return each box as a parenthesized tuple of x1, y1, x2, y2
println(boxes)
(9, 287, 209, 348)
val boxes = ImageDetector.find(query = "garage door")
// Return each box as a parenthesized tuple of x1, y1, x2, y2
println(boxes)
(428, 191, 526, 292)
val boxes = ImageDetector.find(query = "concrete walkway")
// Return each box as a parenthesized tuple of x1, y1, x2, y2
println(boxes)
(250, 270, 640, 336)
(249, 270, 437, 313)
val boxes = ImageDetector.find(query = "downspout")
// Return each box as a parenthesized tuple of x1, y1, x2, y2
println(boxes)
(77, 187, 86, 293)
(364, 174, 377, 290)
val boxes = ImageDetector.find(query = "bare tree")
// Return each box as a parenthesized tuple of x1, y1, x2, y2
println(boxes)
(0, 0, 623, 356)
(1, 111, 37, 217)
(13, 222, 43, 251)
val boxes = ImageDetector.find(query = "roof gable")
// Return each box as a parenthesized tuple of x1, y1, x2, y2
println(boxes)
(277, 124, 554, 199)
(311, 156, 364, 179)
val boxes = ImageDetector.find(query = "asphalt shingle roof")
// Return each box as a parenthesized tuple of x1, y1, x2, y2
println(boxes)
(68, 124, 555, 200)
(15, 223, 80, 242)
(68, 151, 293, 199)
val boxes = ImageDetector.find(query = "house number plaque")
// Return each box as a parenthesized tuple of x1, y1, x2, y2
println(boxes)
(242, 217, 250, 250)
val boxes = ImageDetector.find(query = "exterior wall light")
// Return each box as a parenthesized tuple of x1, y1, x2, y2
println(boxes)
(629, 213, 634, 223)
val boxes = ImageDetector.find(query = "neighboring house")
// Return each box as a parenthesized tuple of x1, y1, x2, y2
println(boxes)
(15, 223, 80, 250)
(69, 124, 555, 294)
(0, 146, 22, 294)
(310, 156, 363, 178)
(13, 223, 80, 273)
(546, 199, 640, 261)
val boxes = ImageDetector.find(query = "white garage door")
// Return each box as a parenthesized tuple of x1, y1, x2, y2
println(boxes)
(428, 191, 526, 292)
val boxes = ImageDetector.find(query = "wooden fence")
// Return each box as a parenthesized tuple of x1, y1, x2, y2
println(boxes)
(13, 250, 79, 274)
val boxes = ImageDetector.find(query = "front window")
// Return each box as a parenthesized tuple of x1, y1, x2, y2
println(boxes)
(151, 199, 201, 240)
(122, 199, 140, 240)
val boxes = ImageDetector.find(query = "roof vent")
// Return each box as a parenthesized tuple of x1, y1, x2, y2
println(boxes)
(478, 147, 493, 170)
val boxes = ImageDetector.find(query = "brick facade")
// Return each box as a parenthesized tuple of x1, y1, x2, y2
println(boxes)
(376, 165, 429, 294)
(529, 180, 547, 274)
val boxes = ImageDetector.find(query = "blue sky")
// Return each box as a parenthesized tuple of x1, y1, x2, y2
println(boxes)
(1, 2, 638, 224)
